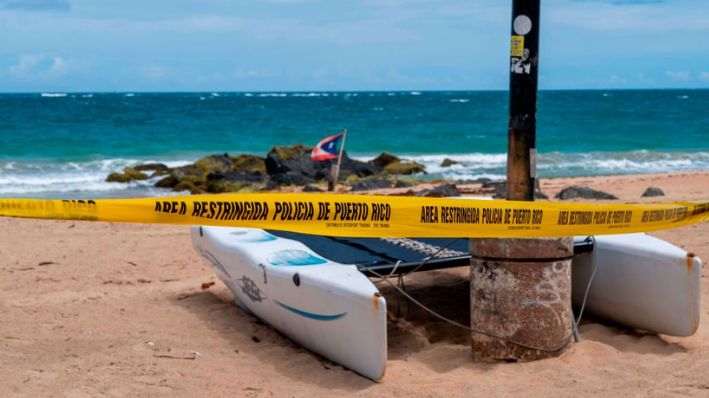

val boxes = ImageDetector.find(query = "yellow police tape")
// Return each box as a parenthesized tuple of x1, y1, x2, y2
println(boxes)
(0, 194, 708, 238)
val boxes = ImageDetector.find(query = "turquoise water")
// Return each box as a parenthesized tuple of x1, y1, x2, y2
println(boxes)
(1, 90, 708, 197)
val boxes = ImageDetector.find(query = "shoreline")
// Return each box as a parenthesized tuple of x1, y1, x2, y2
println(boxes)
(1, 170, 708, 396)
(2, 146, 709, 199)
(289, 170, 709, 200)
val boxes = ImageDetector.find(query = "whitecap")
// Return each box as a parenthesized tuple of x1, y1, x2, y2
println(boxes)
(0, 158, 196, 198)
(41, 93, 67, 98)
(352, 151, 709, 181)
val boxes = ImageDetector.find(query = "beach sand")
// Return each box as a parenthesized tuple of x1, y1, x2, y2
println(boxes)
(1, 171, 708, 397)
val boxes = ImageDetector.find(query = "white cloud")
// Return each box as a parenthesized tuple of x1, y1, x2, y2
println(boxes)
(9, 54, 43, 77)
(46, 56, 71, 76)
(141, 65, 167, 79)
(609, 74, 628, 85)
(665, 70, 691, 81)
(234, 69, 279, 79)
(8, 54, 74, 78)
(699, 71, 709, 82)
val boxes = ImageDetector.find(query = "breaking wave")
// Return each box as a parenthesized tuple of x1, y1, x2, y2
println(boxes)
(0, 158, 192, 199)
(357, 150, 709, 181)
(1, 150, 708, 198)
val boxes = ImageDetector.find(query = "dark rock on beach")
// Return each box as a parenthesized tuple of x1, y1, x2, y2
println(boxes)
(482, 180, 507, 199)
(156, 164, 207, 192)
(483, 180, 548, 200)
(265, 145, 315, 177)
(415, 183, 461, 197)
(440, 158, 459, 167)
(232, 154, 267, 175)
(393, 180, 416, 188)
(338, 155, 381, 178)
(173, 180, 202, 194)
(133, 163, 169, 176)
(106, 167, 149, 183)
(154, 175, 179, 188)
(150, 154, 269, 193)
(371, 152, 400, 168)
(265, 144, 381, 186)
(370, 151, 426, 175)
(207, 171, 264, 183)
(205, 171, 266, 194)
(642, 186, 665, 197)
(194, 153, 234, 174)
(555, 186, 618, 200)
(350, 179, 391, 192)
(269, 171, 314, 187)
(105, 143, 429, 194)
(302, 185, 324, 192)
(383, 161, 426, 175)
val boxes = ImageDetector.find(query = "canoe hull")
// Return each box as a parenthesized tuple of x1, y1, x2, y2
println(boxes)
(572, 233, 701, 336)
(191, 226, 387, 381)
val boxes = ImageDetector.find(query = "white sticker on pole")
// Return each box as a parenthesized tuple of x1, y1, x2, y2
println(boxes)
(513, 15, 532, 36)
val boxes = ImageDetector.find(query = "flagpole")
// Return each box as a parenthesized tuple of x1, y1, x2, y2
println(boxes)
(333, 129, 347, 190)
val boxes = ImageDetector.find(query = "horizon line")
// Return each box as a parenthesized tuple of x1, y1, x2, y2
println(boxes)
(1, 87, 707, 94)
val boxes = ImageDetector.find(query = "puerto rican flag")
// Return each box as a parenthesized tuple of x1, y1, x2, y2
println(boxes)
(310, 131, 345, 161)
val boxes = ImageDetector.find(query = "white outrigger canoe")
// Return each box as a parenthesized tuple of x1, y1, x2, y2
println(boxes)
(572, 233, 701, 337)
(190, 226, 387, 381)
(191, 226, 701, 381)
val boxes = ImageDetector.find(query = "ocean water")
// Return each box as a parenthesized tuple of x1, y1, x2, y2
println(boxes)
(1, 90, 708, 198)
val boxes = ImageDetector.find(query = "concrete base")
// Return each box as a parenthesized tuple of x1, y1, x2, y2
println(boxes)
(469, 237, 573, 361)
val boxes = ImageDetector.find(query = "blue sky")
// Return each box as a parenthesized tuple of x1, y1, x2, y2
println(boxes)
(0, 0, 707, 91)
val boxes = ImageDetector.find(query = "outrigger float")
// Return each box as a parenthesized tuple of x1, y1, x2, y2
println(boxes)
(191, 226, 701, 381)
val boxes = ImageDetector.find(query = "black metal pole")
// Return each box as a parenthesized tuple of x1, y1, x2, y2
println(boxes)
(469, 3, 572, 361)
(507, 0, 540, 201)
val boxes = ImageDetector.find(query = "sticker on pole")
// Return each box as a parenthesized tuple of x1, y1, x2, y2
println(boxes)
(513, 15, 532, 36)
(511, 35, 525, 57)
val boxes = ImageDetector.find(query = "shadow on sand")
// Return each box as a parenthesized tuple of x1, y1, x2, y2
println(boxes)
(171, 287, 375, 390)
(173, 267, 688, 381)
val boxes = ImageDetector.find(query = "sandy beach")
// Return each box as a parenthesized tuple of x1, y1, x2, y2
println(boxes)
(1, 171, 708, 397)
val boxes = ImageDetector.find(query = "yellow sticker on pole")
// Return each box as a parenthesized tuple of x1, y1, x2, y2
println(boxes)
(0, 194, 708, 238)
(511, 35, 525, 57)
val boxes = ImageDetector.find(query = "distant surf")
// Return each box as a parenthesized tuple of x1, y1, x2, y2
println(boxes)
(1, 90, 707, 198)
(0, 158, 191, 198)
(1, 150, 707, 198)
